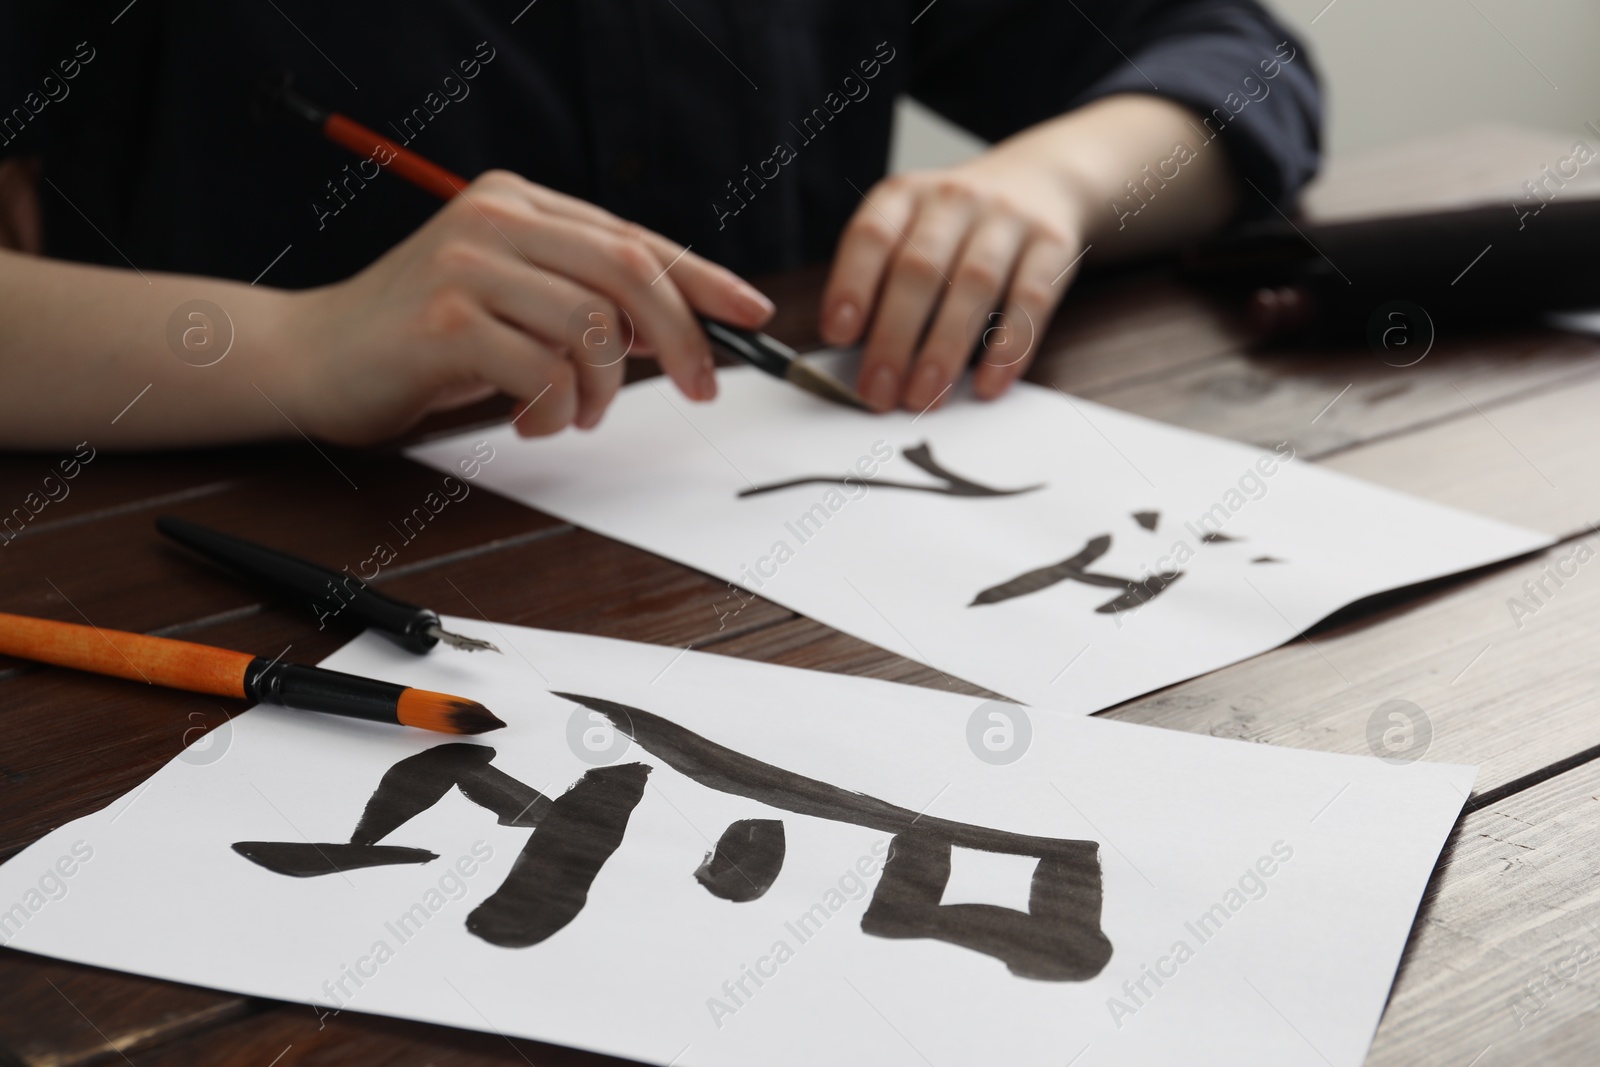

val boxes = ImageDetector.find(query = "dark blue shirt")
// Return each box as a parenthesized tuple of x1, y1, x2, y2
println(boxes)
(1, 0, 1320, 287)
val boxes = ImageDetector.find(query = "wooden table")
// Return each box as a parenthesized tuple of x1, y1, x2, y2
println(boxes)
(4, 127, 1599, 1066)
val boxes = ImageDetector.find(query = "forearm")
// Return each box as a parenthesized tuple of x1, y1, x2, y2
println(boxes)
(0, 249, 307, 450)
(0, 169, 773, 452)
(988, 93, 1241, 261)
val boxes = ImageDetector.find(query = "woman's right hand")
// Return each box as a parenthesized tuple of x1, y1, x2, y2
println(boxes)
(283, 170, 775, 445)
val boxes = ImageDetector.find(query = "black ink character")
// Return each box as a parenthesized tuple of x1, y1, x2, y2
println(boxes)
(738, 442, 1042, 499)
(696, 818, 786, 902)
(971, 534, 1182, 614)
(234, 742, 648, 949)
(233, 694, 1113, 983)
(559, 694, 1111, 981)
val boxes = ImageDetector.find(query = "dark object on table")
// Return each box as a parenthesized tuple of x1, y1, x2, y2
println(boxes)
(157, 516, 500, 654)
(1188, 196, 1600, 343)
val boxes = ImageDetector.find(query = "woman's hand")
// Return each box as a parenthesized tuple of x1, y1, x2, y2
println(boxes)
(285, 170, 775, 444)
(819, 94, 1239, 413)
(819, 151, 1087, 413)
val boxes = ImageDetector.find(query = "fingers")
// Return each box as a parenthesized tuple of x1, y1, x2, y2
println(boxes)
(819, 165, 1085, 411)
(630, 228, 774, 328)
(431, 240, 627, 429)
(462, 314, 578, 437)
(903, 214, 1028, 412)
(534, 213, 718, 401)
(820, 180, 916, 349)
(456, 191, 718, 402)
(857, 191, 974, 412)
(566, 320, 627, 429)
(973, 235, 1078, 400)
(481, 173, 774, 327)
(441, 241, 604, 347)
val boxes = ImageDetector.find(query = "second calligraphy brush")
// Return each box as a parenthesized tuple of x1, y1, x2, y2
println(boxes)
(157, 517, 499, 654)
(259, 79, 870, 412)
(0, 611, 505, 734)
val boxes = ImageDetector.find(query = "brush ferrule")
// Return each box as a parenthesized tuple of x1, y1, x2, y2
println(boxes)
(396, 608, 444, 654)
(244, 659, 407, 725)
(700, 317, 794, 378)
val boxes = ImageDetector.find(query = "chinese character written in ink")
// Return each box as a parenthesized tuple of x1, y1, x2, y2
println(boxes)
(738, 441, 1043, 499)
(234, 693, 1112, 983)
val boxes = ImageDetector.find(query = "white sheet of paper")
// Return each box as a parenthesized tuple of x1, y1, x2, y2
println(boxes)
(410, 369, 1549, 710)
(1, 621, 1471, 1066)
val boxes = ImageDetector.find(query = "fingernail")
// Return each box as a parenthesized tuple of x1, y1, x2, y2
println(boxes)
(905, 362, 945, 411)
(738, 285, 775, 321)
(697, 363, 719, 400)
(862, 364, 898, 411)
(826, 301, 859, 344)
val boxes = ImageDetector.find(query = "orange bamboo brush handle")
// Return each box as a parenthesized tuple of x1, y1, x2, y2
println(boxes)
(322, 113, 467, 201)
(0, 611, 254, 697)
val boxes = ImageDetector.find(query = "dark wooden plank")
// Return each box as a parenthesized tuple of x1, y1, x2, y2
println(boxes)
(371, 528, 793, 647)
(701, 612, 987, 696)
(0, 946, 636, 1067)
(0, 953, 257, 1067)
(0, 449, 564, 643)
(123, 1000, 631, 1067)
(0, 446, 254, 538)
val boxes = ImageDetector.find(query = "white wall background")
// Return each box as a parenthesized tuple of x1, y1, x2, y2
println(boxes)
(888, 0, 1600, 172)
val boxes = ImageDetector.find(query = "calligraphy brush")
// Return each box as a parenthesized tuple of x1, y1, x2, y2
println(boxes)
(696, 318, 871, 410)
(258, 79, 871, 412)
(0, 611, 505, 734)
(156, 516, 498, 654)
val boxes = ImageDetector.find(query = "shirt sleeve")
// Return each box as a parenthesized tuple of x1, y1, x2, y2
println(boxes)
(908, 0, 1323, 212)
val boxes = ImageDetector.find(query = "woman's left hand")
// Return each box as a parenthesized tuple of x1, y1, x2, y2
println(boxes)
(818, 146, 1087, 413)
(818, 94, 1242, 414)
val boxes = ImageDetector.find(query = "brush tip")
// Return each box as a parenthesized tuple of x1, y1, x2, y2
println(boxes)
(396, 688, 506, 734)
(785, 360, 872, 411)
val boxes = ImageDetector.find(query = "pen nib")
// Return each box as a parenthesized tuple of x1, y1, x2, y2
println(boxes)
(426, 625, 502, 654)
